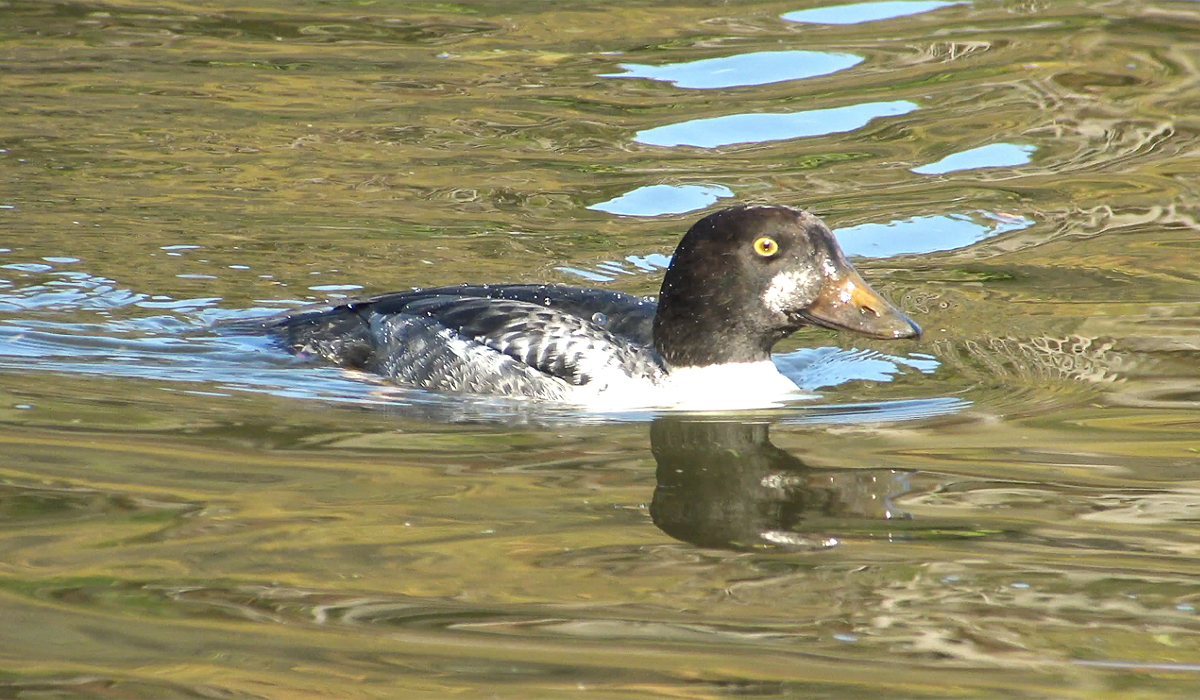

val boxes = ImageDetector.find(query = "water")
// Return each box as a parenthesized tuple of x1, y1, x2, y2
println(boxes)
(3, 0, 1200, 696)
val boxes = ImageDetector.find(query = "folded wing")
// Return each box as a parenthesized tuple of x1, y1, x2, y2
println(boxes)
(254, 285, 662, 399)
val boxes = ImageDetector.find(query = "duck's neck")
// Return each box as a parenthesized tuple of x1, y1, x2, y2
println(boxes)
(652, 273, 787, 368)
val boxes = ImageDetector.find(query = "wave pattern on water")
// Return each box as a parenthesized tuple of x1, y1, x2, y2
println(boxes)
(5, 0, 1200, 697)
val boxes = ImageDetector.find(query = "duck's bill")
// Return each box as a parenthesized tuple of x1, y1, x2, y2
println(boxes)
(800, 268, 921, 340)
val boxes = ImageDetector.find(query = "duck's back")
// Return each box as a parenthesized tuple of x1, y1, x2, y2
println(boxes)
(255, 284, 664, 401)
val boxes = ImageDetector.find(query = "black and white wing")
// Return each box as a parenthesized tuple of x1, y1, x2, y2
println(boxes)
(365, 284, 657, 346)
(246, 285, 664, 400)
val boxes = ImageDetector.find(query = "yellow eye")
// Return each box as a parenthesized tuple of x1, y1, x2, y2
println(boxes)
(753, 236, 779, 257)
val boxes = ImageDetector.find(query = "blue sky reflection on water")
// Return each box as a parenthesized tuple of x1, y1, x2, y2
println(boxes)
(835, 212, 1033, 258)
(634, 100, 919, 148)
(602, 51, 863, 89)
(912, 143, 1036, 174)
(778, 346, 940, 392)
(782, 0, 968, 25)
(589, 184, 734, 217)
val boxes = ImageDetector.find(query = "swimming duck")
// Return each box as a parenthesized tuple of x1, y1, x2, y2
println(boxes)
(249, 205, 920, 409)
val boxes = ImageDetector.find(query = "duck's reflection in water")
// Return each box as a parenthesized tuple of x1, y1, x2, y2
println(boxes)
(649, 418, 911, 551)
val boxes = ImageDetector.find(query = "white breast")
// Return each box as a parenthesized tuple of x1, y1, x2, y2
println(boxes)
(658, 361, 806, 409)
(565, 359, 809, 411)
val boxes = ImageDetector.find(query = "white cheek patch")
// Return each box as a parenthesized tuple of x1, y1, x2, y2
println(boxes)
(762, 269, 816, 314)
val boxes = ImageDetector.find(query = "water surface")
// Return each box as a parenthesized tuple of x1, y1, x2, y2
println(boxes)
(4, 0, 1200, 697)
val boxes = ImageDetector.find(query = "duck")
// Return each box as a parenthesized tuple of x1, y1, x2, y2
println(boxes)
(245, 205, 921, 409)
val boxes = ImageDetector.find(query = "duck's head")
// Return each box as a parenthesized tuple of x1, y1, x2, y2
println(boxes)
(652, 204, 921, 367)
